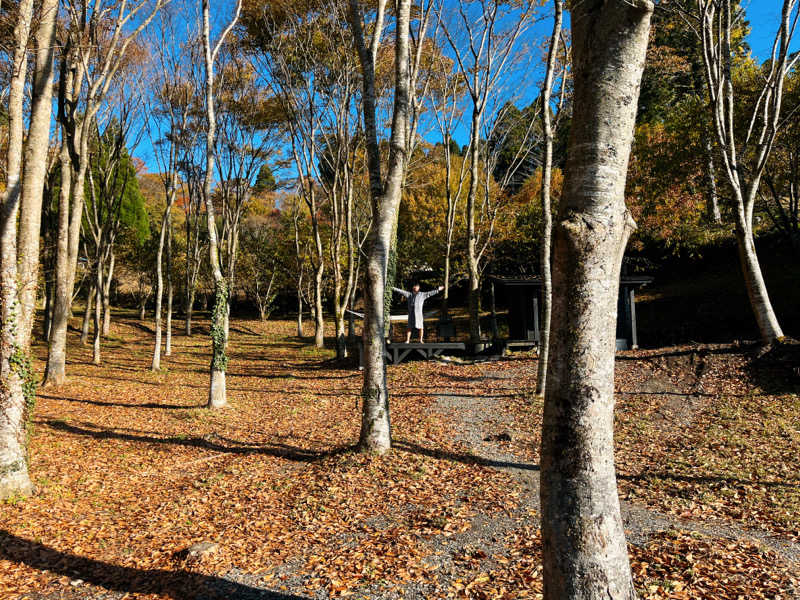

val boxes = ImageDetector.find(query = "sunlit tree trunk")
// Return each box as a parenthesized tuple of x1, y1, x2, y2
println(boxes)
(152, 180, 176, 370)
(695, 0, 796, 344)
(535, 0, 563, 396)
(92, 256, 104, 365)
(43, 57, 78, 387)
(0, 0, 35, 500)
(466, 111, 481, 345)
(18, 0, 59, 350)
(201, 0, 242, 408)
(165, 218, 174, 356)
(348, 0, 411, 454)
(102, 250, 114, 336)
(541, 1, 652, 599)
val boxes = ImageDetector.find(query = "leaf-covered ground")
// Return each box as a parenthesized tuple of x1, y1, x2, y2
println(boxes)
(1, 316, 798, 599)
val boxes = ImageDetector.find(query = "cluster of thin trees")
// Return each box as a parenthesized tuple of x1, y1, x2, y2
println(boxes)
(2, 0, 799, 598)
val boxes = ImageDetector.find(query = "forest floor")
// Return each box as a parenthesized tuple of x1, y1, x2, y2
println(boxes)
(1, 314, 799, 599)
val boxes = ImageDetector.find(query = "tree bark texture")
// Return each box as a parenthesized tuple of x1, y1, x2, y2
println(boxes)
(541, 2, 653, 599)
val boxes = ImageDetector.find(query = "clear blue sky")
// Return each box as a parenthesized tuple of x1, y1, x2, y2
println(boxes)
(136, 2, 797, 174)
(745, 1, 800, 59)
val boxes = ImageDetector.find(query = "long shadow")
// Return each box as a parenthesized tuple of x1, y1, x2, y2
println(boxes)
(43, 419, 353, 462)
(615, 344, 755, 361)
(120, 320, 156, 335)
(394, 439, 539, 472)
(620, 471, 800, 490)
(0, 530, 309, 600)
(40, 394, 201, 410)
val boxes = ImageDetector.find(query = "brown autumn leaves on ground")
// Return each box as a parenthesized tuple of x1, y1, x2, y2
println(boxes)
(1, 316, 798, 599)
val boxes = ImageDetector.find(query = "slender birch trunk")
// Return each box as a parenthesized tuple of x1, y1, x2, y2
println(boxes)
(703, 133, 721, 223)
(535, 0, 563, 397)
(296, 278, 304, 337)
(152, 180, 176, 370)
(695, 0, 795, 344)
(102, 251, 114, 336)
(541, 2, 652, 599)
(92, 258, 103, 365)
(18, 0, 59, 350)
(165, 218, 174, 356)
(81, 283, 94, 345)
(466, 112, 481, 345)
(201, 0, 242, 409)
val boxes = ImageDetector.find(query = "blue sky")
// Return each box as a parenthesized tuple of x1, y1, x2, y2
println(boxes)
(136, 2, 797, 175)
(746, 1, 800, 59)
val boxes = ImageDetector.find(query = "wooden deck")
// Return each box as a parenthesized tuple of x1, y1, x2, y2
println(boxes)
(357, 341, 466, 368)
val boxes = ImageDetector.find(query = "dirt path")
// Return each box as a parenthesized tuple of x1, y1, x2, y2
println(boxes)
(432, 364, 800, 573)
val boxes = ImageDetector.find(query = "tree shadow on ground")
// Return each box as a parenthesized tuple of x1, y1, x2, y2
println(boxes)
(394, 439, 539, 472)
(743, 340, 800, 395)
(40, 394, 201, 410)
(0, 530, 309, 600)
(619, 471, 800, 490)
(42, 419, 353, 462)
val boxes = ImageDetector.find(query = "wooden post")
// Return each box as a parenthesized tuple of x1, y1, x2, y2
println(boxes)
(490, 281, 499, 340)
(629, 288, 638, 350)
(348, 311, 355, 342)
(533, 294, 540, 343)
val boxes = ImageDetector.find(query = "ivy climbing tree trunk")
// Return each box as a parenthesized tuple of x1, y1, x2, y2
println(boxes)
(540, 1, 653, 599)
(0, 0, 35, 499)
(201, 0, 241, 409)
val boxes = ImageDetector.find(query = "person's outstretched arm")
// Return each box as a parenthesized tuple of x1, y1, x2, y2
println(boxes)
(424, 286, 445, 299)
(392, 287, 411, 298)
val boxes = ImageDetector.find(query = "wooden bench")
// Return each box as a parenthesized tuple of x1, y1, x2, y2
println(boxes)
(357, 341, 466, 368)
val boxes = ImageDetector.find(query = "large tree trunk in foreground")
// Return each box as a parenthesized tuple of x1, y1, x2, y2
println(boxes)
(535, 0, 563, 396)
(540, 2, 652, 599)
(348, 0, 412, 454)
(18, 0, 59, 350)
(0, 0, 34, 499)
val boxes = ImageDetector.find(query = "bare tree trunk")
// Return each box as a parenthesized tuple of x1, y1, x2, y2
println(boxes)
(202, 0, 241, 409)
(703, 133, 721, 223)
(541, 2, 652, 599)
(43, 279, 54, 341)
(0, 0, 35, 500)
(92, 260, 103, 365)
(695, 0, 794, 344)
(43, 136, 73, 386)
(313, 258, 325, 348)
(535, 0, 563, 397)
(296, 276, 304, 337)
(81, 283, 94, 346)
(466, 112, 481, 345)
(18, 0, 59, 350)
(735, 210, 784, 342)
(166, 218, 173, 356)
(102, 251, 114, 336)
(152, 184, 175, 370)
(348, 0, 412, 454)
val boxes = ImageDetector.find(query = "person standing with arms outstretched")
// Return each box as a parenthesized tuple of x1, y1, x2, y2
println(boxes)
(392, 283, 444, 343)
